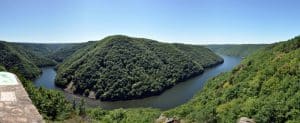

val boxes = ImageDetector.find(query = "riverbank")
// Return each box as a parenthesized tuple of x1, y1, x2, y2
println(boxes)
(34, 55, 241, 110)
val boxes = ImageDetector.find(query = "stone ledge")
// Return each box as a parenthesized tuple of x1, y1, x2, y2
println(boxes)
(0, 72, 44, 123)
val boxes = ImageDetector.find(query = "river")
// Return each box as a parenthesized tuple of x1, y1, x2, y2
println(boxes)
(34, 55, 242, 110)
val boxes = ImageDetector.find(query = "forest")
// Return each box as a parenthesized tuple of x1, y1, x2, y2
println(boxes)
(206, 44, 267, 57)
(0, 35, 299, 122)
(15, 43, 82, 63)
(0, 42, 74, 120)
(55, 35, 223, 101)
(60, 36, 299, 123)
(164, 36, 300, 122)
(0, 41, 42, 79)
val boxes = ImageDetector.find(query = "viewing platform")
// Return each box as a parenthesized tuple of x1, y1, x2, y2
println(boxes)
(0, 72, 44, 123)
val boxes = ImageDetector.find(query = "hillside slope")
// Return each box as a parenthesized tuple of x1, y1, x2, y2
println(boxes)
(165, 36, 300, 122)
(15, 43, 80, 64)
(0, 41, 41, 79)
(205, 44, 267, 57)
(55, 35, 223, 101)
(47, 42, 95, 62)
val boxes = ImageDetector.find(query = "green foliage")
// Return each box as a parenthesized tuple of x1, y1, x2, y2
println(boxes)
(0, 41, 41, 79)
(78, 99, 86, 116)
(87, 108, 161, 123)
(55, 35, 223, 101)
(10, 73, 74, 121)
(0, 65, 6, 71)
(3, 35, 297, 122)
(10, 44, 57, 67)
(47, 42, 94, 62)
(14, 43, 73, 56)
(0, 41, 76, 121)
(165, 36, 300, 122)
(206, 44, 267, 57)
(14, 43, 82, 65)
(0, 41, 82, 78)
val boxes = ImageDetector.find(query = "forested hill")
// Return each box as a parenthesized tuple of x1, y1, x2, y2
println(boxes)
(165, 36, 300, 122)
(0, 41, 75, 121)
(0, 41, 42, 79)
(0, 41, 85, 79)
(205, 44, 267, 57)
(55, 35, 224, 101)
(14, 43, 81, 63)
(47, 42, 96, 62)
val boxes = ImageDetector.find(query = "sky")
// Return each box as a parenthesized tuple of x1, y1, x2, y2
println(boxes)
(0, 0, 299, 44)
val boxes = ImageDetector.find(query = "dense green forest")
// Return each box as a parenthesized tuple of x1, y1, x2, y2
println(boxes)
(164, 36, 300, 122)
(0, 41, 42, 79)
(1, 35, 299, 122)
(0, 42, 74, 120)
(15, 43, 82, 63)
(0, 41, 90, 75)
(47, 42, 95, 62)
(55, 35, 223, 101)
(14, 42, 97, 63)
(205, 44, 267, 57)
(20, 76, 73, 120)
(68, 36, 299, 122)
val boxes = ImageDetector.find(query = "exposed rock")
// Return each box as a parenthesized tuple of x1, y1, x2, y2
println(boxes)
(155, 115, 167, 123)
(64, 81, 75, 93)
(156, 114, 181, 123)
(88, 91, 96, 99)
(238, 117, 255, 123)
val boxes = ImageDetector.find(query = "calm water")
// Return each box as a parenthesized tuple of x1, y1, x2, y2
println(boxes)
(34, 55, 242, 110)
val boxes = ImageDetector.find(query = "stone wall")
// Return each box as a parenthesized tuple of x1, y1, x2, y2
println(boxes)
(0, 72, 44, 123)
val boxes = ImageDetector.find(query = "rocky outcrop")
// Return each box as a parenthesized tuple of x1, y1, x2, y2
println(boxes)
(155, 115, 182, 123)
(237, 117, 255, 123)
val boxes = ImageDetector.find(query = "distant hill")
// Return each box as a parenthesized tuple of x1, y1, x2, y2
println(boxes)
(0, 41, 84, 78)
(205, 44, 267, 57)
(0, 41, 41, 79)
(0, 42, 75, 120)
(14, 43, 72, 55)
(47, 42, 95, 62)
(15, 43, 80, 63)
(55, 35, 224, 101)
(165, 36, 300, 122)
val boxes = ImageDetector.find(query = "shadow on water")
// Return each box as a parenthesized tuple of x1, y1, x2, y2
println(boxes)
(34, 55, 242, 110)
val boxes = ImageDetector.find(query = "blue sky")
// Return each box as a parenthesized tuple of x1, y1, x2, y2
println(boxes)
(0, 0, 299, 44)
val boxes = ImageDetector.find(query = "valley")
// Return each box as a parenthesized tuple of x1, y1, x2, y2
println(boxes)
(55, 35, 224, 101)
(0, 35, 298, 123)
(1, 1, 299, 122)
(34, 55, 242, 109)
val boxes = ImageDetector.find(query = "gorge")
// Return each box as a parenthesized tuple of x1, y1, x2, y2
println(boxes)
(34, 55, 242, 109)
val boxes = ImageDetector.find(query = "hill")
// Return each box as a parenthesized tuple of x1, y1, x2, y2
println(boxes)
(0, 42, 75, 120)
(0, 41, 82, 78)
(47, 42, 95, 62)
(164, 36, 300, 122)
(55, 35, 223, 101)
(0, 41, 41, 79)
(15, 43, 80, 63)
(205, 44, 267, 57)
